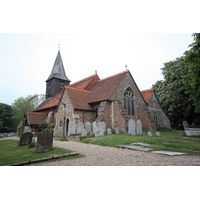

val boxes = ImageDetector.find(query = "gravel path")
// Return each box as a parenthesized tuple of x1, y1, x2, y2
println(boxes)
(1, 136, 200, 166)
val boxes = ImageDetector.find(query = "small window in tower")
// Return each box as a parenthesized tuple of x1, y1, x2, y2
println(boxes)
(59, 120, 63, 127)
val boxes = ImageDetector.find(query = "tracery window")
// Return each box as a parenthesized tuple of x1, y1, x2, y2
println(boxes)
(124, 88, 134, 116)
(59, 119, 63, 127)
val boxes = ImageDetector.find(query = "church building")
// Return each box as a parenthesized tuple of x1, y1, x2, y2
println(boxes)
(27, 49, 171, 135)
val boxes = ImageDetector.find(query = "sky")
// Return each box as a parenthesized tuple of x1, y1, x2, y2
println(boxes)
(0, 33, 194, 105)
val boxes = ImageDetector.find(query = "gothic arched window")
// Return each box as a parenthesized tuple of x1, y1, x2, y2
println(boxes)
(124, 88, 134, 116)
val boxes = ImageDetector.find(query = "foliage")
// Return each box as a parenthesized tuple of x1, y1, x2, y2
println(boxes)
(0, 140, 85, 166)
(39, 121, 49, 131)
(156, 124, 172, 132)
(0, 103, 14, 132)
(183, 33, 200, 113)
(46, 123, 55, 133)
(17, 121, 22, 136)
(154, 53, 200, 129)
(11, 94, 44, 131)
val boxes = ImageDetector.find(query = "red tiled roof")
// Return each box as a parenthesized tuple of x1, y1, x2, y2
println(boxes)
(140, 89, 154, 103)
(88, 71, 127, 103)
(33, 89, 63, 111)
(65, 86, 94, 111)
(69, 74, 100, 90)
(27, 112, 48, 125)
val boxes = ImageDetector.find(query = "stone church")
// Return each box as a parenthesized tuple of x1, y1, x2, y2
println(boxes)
(27, 50, 171, 135)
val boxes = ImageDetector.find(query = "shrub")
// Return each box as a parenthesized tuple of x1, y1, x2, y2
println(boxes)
(156, 124, 172, 132)
(38, 121, 49, 131)
(17, 121, 22, 136)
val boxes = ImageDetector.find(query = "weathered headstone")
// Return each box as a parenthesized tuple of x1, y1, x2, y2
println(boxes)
(148, 131, 152, 137)
(68, 121, 76, 136)
(101, 121, 106, 134)
(107, 128, 112, 135)
(36, 130, 53, 153)
(92, 121, 98, 136)
(115, 128, 119, 134)
(19, 132, 33, 145)
(136, 120, 142, 136)
(183, 121, 188, 129)
(81, 129, 87, 137)
(156, 132, 161, 137)
(23, 126, 31, 133)
(97, 122, 104, 136)
(128, 119, 135, 136)
(77, 122, 84, 134)
(85, 122, 92, 133)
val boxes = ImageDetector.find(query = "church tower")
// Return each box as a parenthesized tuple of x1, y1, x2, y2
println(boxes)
(46, 49, 71, 99)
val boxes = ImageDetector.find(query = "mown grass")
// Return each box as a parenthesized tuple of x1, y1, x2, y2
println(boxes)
(0, 140, 85, 166)
(80, 131, 200, 156)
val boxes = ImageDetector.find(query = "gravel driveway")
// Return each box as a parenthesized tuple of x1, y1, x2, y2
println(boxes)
(1, 136, 200, 166)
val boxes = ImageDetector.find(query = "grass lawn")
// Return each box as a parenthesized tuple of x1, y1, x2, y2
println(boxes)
(0, 140, 85, 166)
(80, 131, 200, 156)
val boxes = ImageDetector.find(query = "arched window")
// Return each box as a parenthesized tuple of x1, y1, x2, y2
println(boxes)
(124, 88, 134, 116)
(59, 119, 63, 127)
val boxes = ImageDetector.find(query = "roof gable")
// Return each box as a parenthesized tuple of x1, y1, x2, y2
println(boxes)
(88, 71, 127, 103)
(140, 89, 154, 104)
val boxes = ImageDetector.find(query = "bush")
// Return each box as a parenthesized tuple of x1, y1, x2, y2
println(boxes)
(46, 123, 55, 133)
(38, 121, 49, 131)
(156, 124, 172, 132)
(17, 121, 22, 136)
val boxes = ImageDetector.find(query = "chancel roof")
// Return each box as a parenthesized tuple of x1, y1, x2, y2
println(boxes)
(27, 112, 48, 125)
(46, 50, 70, 82)
(140, 89, 154, 104)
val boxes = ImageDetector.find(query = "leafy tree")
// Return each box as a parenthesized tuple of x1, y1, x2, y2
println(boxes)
(0, 103, 13, 132)
(12, 94, 44, 131)
(183, 33, 200, 113)
(154, 53, 200, 129)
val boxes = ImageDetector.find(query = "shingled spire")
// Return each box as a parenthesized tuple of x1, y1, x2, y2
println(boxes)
(46, 49, 71, 99)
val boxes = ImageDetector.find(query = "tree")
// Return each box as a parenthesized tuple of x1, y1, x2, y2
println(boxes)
(12, 94, 44, 131)
(183, 33, 200, 113)
(154, 53, 200, 129)
(0, 103, 13, 132)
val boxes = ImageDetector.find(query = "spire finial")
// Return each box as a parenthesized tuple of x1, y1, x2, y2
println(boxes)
(125, 64, 128, 72)
(58, 44, 60, 51)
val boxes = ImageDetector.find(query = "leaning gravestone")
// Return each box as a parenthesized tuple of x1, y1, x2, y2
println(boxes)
(183, 121, 188, 129)
(148, 131, 152, 137)
(85, 122, 92, 133)
(137, 120, 142, 136)
(23, 126, 31, 133)
(77, 122, 84, 134)
(36, 130, 53, 153)
(81, 129, 87, 137)
(92, 121, 98, 136)
(68, 121, 76, 136)
(128, 119, 135, 136)
(156, 132, 161, 137)
(107, 128, 112, 135)
(19, 132, 33, 146)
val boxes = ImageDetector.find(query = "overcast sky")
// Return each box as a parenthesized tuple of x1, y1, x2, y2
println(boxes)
(0, 0, 198, 106)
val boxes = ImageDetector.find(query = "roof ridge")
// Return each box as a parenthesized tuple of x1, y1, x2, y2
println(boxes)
(65, 86, 92, 93)
(97, 70, 127, 82)
(141, 88, 154, 92)
(69, 74, 97, 86)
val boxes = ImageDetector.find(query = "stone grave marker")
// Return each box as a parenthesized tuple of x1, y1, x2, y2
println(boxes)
(107, 128, 112, 135)
(19, 132, 33, 146)
(68, 121, 76, 136)
(148, 131, 152, 137)
(156, 132, 161, 137)
(77, 122, 84, 134)
(36, 130, 53, 153)
(85, 122, 92, 133)
(101, 121, 106, 134)
(115, 128, 119, 134)
(23, 126, 31, 133)
(136, 120, 142, 136)
(128, 119, 135, 136)
(81, 129, 87, 137)
(97, 122, 104, 136)
(183, 121, 188, 129)
(92, 121, 98, 136)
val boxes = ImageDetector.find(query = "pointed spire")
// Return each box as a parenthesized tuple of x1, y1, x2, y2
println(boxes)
(46, 50, 70, 82)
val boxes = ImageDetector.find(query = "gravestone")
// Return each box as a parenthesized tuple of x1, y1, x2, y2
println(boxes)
(97, 122, 104, 136)
(68, 121, 76, 136)
(36, 130, 53, 153)
(23, 126, 31, 133)
(85, 122, 92, 133)
(148, 131, 152, 137)
(107, 128, 112, 135)
(115, 128, 119, 134)
(128, 119, 135, 136)
(19, 132, 33, 146)
(92, 121, 98, 136)
(156, 132, 161, 137)
(77, 122, 84, 134)
(183, 121, 188, 129)
(136, 120, 142, 136)
(81, 129, 87, 137)
(101, 121, 106, 134)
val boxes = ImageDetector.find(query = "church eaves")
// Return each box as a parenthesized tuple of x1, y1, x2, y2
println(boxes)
(46, 50, 71, 82)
